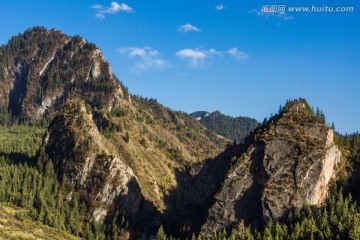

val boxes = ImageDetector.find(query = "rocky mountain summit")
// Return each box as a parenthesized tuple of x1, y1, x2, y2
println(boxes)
(200, 99, 341, 234)
(0, 26, 125, 122)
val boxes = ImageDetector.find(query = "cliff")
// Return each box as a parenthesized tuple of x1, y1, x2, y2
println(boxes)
(200, 99, 341, 234)
(39, 100, 142, 222)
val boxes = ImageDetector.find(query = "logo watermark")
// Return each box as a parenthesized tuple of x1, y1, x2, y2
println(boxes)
(261, 5, 355, 13)
(262, 5, 286, 14)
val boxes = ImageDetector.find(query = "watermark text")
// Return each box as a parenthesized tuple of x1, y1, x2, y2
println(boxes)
(261, 5, 355, 13)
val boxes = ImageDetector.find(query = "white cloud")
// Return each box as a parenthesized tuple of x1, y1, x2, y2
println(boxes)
(118, 47, 166, 72)
(208, 48, 222, 56)
(216, 4, 225, 11)
(175, 49, 206, 67)
(178, 23, 202, 33)
(227, 48, 249, 61)
(91, 4, 102, 10)
(92, 2, 133, 19)
(108, 2, 132, 13)
(176, 49, 206, 59)
(176, 47, 248, 68)
(248, 8, 293, 21)
(95, 13, 106, 20)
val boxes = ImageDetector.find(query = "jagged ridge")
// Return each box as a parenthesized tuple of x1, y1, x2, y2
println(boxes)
(200, 99, 341, 234)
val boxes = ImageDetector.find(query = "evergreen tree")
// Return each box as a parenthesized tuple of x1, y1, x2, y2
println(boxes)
(156, 225, 167, 240)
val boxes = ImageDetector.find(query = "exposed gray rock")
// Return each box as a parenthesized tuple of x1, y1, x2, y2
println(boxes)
(42, 100, 142, 222)
(201, 100, 341, 235)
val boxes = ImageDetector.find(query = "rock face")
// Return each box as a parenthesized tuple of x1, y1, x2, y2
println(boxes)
(307, 130, 341, 205)
(201, 99, 341, 234)
(162, 144, 243, 235)
(40, 100, 142, 222)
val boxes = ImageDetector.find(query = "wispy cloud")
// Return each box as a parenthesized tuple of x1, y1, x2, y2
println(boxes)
(248, 8, 293, 21)
(91, 4, 102, 10)
(91, 2, 133, 19)
(118, 47, 166, 72)
(216, 4, 225, 11)
(175, 49, 206, 67)
(208, 48, 222, 56)
(178, 23, 202, 33)
(175, 48, 248, 68)
(228, 48, 249, 61)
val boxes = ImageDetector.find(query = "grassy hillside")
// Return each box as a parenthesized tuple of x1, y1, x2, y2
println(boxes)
(44, 98, 227, 213)
(109, 97, 227, 211)
(0, 205, 80, 240)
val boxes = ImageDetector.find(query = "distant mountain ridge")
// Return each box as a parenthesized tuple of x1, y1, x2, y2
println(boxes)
(190, 110, 259, 142)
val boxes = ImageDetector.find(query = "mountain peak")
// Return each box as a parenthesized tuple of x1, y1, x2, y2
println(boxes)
(213, 110, 222, 116)
(0, 26, 127, 122)
(201, 98, 341, 234)
(282, 98, 312, 115)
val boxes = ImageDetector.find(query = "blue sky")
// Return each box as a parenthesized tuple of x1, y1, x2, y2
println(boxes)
(1, 0, 359, 134)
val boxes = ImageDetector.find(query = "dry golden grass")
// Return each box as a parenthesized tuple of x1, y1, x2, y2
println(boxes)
(104, 101, 227, 212)
(0, 205, 80, 240)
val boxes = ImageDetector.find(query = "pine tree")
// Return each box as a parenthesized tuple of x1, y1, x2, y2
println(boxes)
(111, 211, 119, 240)
(191, 233, 197, 240)
(124, 131, 130, 143)
(156, 225, 167, 240)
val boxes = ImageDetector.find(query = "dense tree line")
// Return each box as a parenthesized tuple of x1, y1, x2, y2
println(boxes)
(0, 104, 49, 126)
(0, 27, 51, 68)
(0, 157, 85, 234)
(0, 104, 14, 126)
(335, 131, 360, 163)
(0, 124, 45, 157)
(194, 111, 259, 142)
(258, 187, 360, 240)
